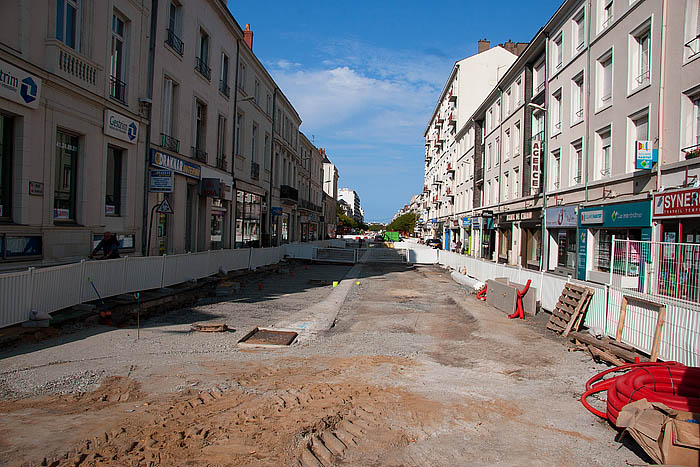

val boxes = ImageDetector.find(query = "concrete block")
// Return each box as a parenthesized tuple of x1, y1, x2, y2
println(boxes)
(486, 279, 517, 315)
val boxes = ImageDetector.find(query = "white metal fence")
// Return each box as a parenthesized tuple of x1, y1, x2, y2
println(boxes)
(0, 241, 333, 328)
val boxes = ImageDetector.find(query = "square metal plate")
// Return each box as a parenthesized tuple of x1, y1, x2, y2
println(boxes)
(237, 327, 298, 348)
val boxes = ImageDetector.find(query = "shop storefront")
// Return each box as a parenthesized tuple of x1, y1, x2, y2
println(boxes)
(519, 210, 542, 270)
(461, 216, 471, 255)
(235, 190, 263, 248)
(480, 210, 495, 261)
(545, 205, 578, 275)
(449, 218, 460, 252)
(496, 213, 514, 264)
(578, 200, 652, 282)
(653, 187, 700, 244)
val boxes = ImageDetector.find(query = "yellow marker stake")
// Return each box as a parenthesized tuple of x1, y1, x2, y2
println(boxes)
(332, 281, 339, 288)
(356, 281, 361, 285)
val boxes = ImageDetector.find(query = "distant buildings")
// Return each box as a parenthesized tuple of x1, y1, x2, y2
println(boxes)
(338, 188, 363, 223)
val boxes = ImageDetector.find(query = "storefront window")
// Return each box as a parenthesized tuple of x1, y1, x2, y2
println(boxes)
(557, 229, 577, 269)
(498, 228, 511, 260)
(526, 228, 541, 267)
(210, 211, 223, 249)
(54, 130, 79, 221)
(235, 191, 261, 248)
(0, 115, 12, 220)
(105, 146, 123, 216)
(281, 213, 289, 243)
(594, 229, 641, 272)
(1, 234, 42, 259)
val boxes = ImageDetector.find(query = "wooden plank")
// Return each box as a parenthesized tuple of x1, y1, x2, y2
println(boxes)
(588, 345, 625, 366)
(616, 296, 629, 342)
(552, 307, 572, 321)
(569, 331, 649, 363)
(650, 305, 666, 362)
(572, 293, 592, 333)
(564, 283, 587, 294)
(608, 339, 635, 352)
(563, 290, 591, 337)
(559, 296, 580, 308)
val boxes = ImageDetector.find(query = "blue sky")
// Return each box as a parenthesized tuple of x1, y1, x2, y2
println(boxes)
(227, 0, 562, 223)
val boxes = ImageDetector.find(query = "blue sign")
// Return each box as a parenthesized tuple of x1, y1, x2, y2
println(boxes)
(461, 217, 471, 227)
(128, 122, 138, 141)
(20, 76, 38, 104)
(577, 230, 587, 280)
(151, 149, 201, 179)
(635, 141, 658, 170)
(149, 169, 173, 193)
(271, 207, 283, 216)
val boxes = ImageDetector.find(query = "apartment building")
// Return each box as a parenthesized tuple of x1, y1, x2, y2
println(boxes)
(298, 133, 324, 241)
(423, 41, 518, 251)
(338, 188, 362, 223)
(322, 150, 339, 238)
(0, 0, 151, 270)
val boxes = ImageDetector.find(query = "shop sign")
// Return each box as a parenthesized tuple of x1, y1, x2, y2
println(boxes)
(430, 218, 437, 224)
(505, 214, 517, 222)
(271, 207, 282, 216)
(581, 209, 603, 225)
(104, 109, 139, 144)
(150, 149, 201, 179)
(0, 58, 42, 109)
(530, 140, 542, 195)
(461, 217, 471, 227)
(482, 210, 494, 218)
(472, 217, 481, 230)
(635, 141, 657, 170)
(54, 208, 70, 219)
(29, 181, 43, 196)
(546, 206, 577, 228)
(653, 187, 700, 218)
(149, 169, 173, 193)
(311, 213, 319, 222)
(520, 211, 534, 220)
(200, 178, 221, 197)
(577, 230, 587, 280)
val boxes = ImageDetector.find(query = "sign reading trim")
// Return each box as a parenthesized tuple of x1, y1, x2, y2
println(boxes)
(0, 59, 42, 109)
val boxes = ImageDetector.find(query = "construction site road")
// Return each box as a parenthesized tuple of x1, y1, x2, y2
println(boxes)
(0, 262, 644, 466)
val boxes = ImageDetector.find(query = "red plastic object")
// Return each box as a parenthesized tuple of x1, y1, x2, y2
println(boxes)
(508, 279, 531, 320)
(580, 361, 700, 426)
(476, 284, 487, 301)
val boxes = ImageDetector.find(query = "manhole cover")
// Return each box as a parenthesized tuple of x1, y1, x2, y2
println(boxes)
(238, 327, 298, 348)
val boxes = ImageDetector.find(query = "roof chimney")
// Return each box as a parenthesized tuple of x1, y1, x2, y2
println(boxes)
(477, 39, 490, 54)
(244, 24, 253, 50)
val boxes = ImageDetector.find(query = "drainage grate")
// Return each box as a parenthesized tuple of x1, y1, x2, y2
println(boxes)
(238, 327, 298, 347)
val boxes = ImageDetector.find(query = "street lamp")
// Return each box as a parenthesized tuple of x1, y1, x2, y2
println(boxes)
(527, 102, 546, 112)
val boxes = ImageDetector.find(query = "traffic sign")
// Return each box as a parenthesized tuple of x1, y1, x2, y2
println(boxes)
(156, 198, 174, 214)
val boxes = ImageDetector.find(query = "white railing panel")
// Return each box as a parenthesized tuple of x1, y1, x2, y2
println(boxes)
(410, 248, 438, 264)
(30, 263, 83, 314)
(0, 270, 32, 326)
(82, 259, 128, 302)
(250, 247, 282, 269)
(186, 252, 210, 280)
(220, 248, 251, 272)
(124, 256, 164, 293)
(541, 273, 568, 312)
(283, 243, 314, 260)
(162, 254, 186, 287)
(570, 279, 608, 334)
(662, 303, 700, 366)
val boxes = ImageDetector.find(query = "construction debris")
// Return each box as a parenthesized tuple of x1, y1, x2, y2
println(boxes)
(190, 322, 230, 332)
(569, 331, 648, 363)
(546, 283, 593, 336)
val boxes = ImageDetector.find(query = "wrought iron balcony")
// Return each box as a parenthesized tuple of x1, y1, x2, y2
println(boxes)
(165, 28, 184, 56)
(685, 34, 700, 60)
(251, 161, 260, 180)
(194, 57, 211, 81)
(191, 146, 207, 163)
(280, 184, 298, 203)
(109, 76, 127, 104)
(219, 80, 230, 97)
(682, 143, 700, 161)
(216, 154, 227, 170)
(448, 89, 457, 102)
(160, 133, 180, 152)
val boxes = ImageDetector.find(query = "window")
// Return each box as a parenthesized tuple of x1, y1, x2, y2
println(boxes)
(505, 88, 511, 114)
(598, 52, 613, 107)
(105, 146, 123, 216)
(56, 0, 80, 50)
(266, 94, 271, 115)
(534, 62, 545, 94)
(195, 28, 210, 80)
(573, 10, 586, 52)
(166, 2, 183, 55)
(495, 137, 500, 165)
(514, 78, 521, 105)
(533, 111, 545, 141)
(239, 62, 247, 90)
(514, 121, 521, 155)
(487, 108, 493, 131)
(633, 113, 649, 142)
(633, 27, 651, 87)
(553, 34, 563, 70)
(251, 123, 257, 162)
(684, 0, 700, 61)
(0, 115, 12, 219)
(552, 89, 562, 133)
(486, 180, 491, 205)
(216, 115, 226, 169)
(597, 127, 612, 177)
(487, 142, 492, 168)
(160, 77, 178, 151)
(254, 79, 260, 104)
(54, 130, 78, 221)
(602, 0, 614, 30)
(193, 99, 206, 158)
(631, 112, 649, 169)
(503, 172, 510, 200)
(513, 167, 519, 198)
(572, 73, 584, 121)
(493, 177, 499, 203)
(572, 140, 583, 184)
(110, 12, 127, 103)
(235, 113, 242, 156)
(220, 53, 229, 97)
(551, 150, 561, 189)
(695, 97, 700, 146)
(504, 128, 511, 160)
(264, 133, 270, 169)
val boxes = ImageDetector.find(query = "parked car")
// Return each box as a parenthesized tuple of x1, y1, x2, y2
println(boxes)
(374, 235, 384, 242)
(425, 238, 442, 249)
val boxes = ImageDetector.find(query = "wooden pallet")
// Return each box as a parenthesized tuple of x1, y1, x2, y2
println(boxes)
(547, 283, 593, 337)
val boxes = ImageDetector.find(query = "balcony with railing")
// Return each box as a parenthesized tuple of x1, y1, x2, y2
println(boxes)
(251, 161, 260, 180)
(160, 133, 180, 153)
(191, 146, 207, 163)
(682, 142, 700, 161)
(195, 57, 211, 81)
(446, 163, 454, 173)
(280, 184, 298, 203)
(448, 113, 456, 127)
(165, 28, 184, 56)
(423, 185, 429, 193)
(448, 89, 457, 102)
(216, 154, 227, 170)
(219, 80, 230, 97)
(109, 76, 127, 104)
(46, 40, 98, 91)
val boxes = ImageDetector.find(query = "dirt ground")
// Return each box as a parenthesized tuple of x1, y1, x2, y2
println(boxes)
(0, 262, 645, 466)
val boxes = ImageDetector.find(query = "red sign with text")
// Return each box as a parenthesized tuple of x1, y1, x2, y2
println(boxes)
(653, 188, 700, 218)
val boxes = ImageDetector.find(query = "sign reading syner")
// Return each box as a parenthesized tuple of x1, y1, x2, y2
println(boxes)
(104, 109, 139, 144)
(150, 149, 201, 179)
(653, 187, 700, 218)
(0, 59, 42, 109)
